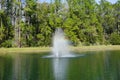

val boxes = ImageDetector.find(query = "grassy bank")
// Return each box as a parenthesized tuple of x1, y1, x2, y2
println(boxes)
(0, 47, 51, 54)
(0, 45, 120, 54)
(72, 45, 120, 52)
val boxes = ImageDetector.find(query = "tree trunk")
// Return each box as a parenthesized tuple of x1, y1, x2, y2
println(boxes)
(14, 0, 21, 47)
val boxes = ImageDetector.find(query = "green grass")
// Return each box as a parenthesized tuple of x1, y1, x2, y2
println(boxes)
(72, 45, 120, 52)
(0, 45, 120, 54)
(0, 47, 50, 54)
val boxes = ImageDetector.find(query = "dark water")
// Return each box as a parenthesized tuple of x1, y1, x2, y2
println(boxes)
(0, 51, 120, 80)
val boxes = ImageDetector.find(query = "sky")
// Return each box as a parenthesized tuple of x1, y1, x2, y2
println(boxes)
(96, 0, 118, 4)
(38, 0, 118, 4)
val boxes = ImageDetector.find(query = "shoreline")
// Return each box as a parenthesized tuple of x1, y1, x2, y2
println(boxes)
(72, 45, 120, 52)
(0, 45, 120, 54)
(0, 47, 51, 54)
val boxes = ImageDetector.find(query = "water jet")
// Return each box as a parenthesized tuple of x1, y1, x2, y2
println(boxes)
(43, 28, 85, 58)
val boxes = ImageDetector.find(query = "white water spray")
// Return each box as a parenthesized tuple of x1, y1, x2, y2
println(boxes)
(52, 28, 70, 57)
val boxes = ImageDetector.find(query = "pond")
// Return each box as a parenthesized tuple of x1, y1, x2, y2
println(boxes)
(0, 50, 120, 80)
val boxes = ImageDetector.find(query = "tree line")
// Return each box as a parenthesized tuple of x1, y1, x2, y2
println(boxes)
(0, 0, 120, 47)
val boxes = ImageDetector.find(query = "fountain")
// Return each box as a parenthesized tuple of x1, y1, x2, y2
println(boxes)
(52, 28, 70, 57)
(42, 28, 84, 58)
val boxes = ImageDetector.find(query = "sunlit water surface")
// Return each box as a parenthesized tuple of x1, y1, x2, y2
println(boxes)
(0, 50, 120, 80)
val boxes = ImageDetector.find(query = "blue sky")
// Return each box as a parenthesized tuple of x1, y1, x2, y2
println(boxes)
(39, 0, 118, 4)
(96, 0, 118, 4)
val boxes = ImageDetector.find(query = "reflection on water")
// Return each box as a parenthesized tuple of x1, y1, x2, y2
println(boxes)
(0, 51, 120, 80)
(53, 58, 68, 80)
(0, 54, 13, 80)
(12, 54, 21, 80)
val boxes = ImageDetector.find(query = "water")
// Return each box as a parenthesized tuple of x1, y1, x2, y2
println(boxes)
(43, 27, 84, 58)
(45, 28, 81, 58)
(44, 28, 80, 58)
(0, 50, 120, 80)
(52, 28, 70, 57)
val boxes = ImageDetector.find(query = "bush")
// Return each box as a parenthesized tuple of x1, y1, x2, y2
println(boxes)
(1, 40, 12, 48)
(110, 32, 120, 45)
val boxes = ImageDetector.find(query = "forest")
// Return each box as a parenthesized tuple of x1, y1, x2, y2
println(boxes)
(0, 0, 120, 47)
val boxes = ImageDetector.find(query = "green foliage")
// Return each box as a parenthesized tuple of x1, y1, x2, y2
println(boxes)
(110, 32, 120, 45)
(0, 40, 12, 48)
(0, 0, 120, 47)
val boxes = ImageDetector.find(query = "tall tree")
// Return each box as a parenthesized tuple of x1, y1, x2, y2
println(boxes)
(12, 0, 22, 47)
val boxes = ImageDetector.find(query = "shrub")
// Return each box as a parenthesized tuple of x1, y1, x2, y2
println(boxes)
(1, 40, 12, 48)
(110, 32, 120, 45)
